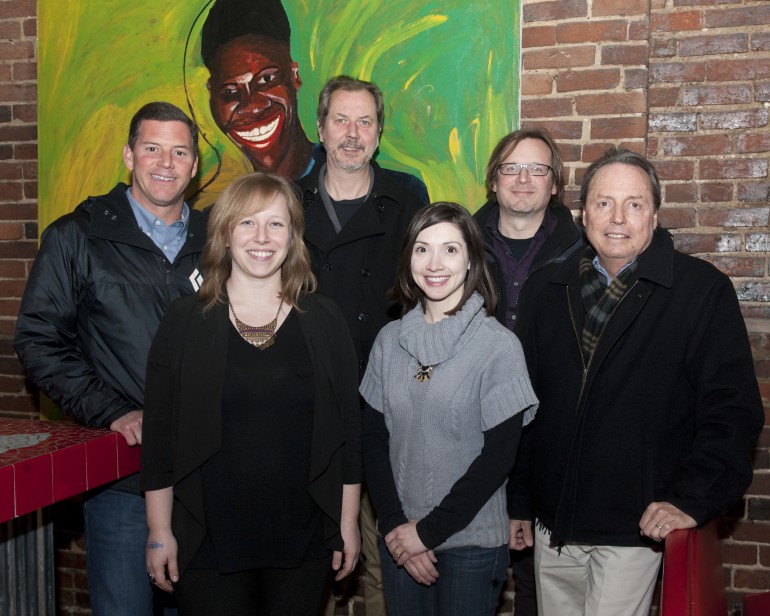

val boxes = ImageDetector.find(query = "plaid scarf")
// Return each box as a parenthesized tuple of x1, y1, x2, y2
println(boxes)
(579, 254, 638, 364)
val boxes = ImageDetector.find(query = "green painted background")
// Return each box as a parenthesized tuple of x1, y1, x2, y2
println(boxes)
(39, 0, 520, 230)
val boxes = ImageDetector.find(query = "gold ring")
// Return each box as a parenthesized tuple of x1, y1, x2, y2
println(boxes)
(656, 523, 663, 529)
(394, 549, 402, 559)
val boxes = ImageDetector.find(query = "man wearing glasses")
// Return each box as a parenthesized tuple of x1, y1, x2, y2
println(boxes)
(474, 127, 583, 616)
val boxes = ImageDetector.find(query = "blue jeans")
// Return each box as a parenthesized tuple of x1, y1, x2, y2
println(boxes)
(83, 487, 176, 616)
(380, 540, 509, 616)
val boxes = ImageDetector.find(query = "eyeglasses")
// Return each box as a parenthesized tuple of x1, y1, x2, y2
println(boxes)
(497, 163, 552, 177)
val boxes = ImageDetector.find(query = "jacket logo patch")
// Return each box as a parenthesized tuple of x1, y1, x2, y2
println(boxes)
(189, 268, 203, 291)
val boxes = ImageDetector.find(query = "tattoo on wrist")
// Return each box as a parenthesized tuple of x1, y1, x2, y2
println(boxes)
(147, 541, 164, 549)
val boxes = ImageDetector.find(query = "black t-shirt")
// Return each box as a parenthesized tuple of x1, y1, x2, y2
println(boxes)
(191, 309, 327, 572)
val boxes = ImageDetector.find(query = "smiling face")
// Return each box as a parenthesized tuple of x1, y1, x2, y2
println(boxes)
(318, 89, 380, 173)
(122, 119, 198, 223)
(228, 193, 291, 285)
(207, 35, 302, 173)
(410, 222, 471, 321)
(492, 137, 557, 221)
(582, 163, 658, 279)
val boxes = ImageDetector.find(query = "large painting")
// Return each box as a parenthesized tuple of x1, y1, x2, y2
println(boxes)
(39, 0, 520, 230)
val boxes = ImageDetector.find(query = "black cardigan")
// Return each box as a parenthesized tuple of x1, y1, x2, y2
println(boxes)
(140, 293, 361, 574)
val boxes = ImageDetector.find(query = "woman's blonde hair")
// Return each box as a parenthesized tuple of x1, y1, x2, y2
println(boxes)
(199, 172, 316, 311)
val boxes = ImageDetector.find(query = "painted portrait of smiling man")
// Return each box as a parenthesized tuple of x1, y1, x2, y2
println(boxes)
(200, 0, 314, 181)
(39, 0, 519, 223)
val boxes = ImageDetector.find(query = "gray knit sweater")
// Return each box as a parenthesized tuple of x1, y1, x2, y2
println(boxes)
(360, 292, 538, 551)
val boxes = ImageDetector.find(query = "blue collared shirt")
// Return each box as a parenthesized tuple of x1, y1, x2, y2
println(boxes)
(127, 188, 189, 262)
(591, 255, 637, 285)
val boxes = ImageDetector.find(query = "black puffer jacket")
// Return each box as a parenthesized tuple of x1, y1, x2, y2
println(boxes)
(14, 183, 206, 430)
(297, 162, 424, 375)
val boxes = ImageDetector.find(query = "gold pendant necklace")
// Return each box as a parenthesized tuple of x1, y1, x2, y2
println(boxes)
(414, 362, 434, 383)
(230, 300, 283, 350)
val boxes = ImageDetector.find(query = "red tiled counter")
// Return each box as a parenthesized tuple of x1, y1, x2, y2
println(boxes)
(0, 419, 141, 523)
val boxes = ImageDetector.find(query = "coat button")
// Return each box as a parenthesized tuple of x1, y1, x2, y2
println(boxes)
(322, 263, 333, 271)
(361, 268, 370, 277)
(357, 313, 368, 321)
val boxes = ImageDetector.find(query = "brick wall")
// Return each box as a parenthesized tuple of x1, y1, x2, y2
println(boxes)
(0, 0, 767, 613)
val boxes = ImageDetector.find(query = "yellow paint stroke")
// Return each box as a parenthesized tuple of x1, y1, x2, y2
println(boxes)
(359, 15, 448, 81)
(449, 127, 460, 163)
(469, 117, 480, 172)
(309, 19, 319, 70)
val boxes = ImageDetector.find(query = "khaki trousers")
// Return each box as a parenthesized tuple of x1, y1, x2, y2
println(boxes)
(534, 523, 661, 616)
(325, 487, 387, 616)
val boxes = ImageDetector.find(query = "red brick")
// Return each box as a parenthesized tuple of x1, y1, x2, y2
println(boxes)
(590, 115, 647, 139)
(0, 0, 36, 19)
(704, 5, 770, 28)
(576, 91, 646, 115)
(701, 109, 768, 131)
(708, 59, 770, 81)
(752, 32, 770, 52)
(521, 74, 554, 96)
(522, 25, 556, 48)
(649, 86, 681, 107)
(0, 124, 35, 141)
(0, 240, 37, 259)
(749, 473, 770, 496)
(0, 162, 22, 180)
(556, 20, 627, 44)
(0, 202, 37, 221)
(0, 82, 35, 102)
(556, 68, 620, 92)
(649, 112, 697, 132)
(650, 159, 695, 181)
(700, 183, 733, 202)
(738, 182, 770, 203)
(523, 46, 597, 70)
(762, 546, 770, 567)
(673, 0, 740, 5)
(523, 0, 588, 22)
(0, 40, 33, 60)
(22, 18, 35, 37)
(702, 256, 766, 278)
(651, 38, 677, 59)
(0, 181, 22, 201)
(672, 232, 741, 254)
(650, 61, 706, 84)
(651, 11, 703, 32)
(721, 543, 759, 567)
(624, 68, 648, 89)
(592, 0, 648, 17)
(733, 568, 770, 591)
(0, 20, 21, 38)
(520, 120, 583, 140)
(746, 233, 770, 253)
(12, 60, 36, 81)
(661, 134, 732, 157)
(664, 183, 697, 203)
(628, 18, 649, 41)
(658, 206, 696, 229)
(24, 180, 36, 200)
(602, 44, 648, 66)
(558, 143, 581, 163)
(0, 64, 11, 81)
(582, 142, 624, 163)
(0, 260, 26, 278)
(737, 283, 770, 303)
(682, 84, 752, 106)
(13, 143, 37, 159)
(679, 33, 748, 56)
(737, 134, 770, 154)
(521, 97, 573, 118)
(12, 103, 36, 123)
(757, 82, 770, 103)
(22, 161, 36, 180)
(701, 158, 768, 180)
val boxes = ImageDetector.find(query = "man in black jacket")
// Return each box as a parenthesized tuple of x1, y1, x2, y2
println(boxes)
(14, 102, 205, 616)
(474, 127, 582, 616)
(297, 75, 425, 616)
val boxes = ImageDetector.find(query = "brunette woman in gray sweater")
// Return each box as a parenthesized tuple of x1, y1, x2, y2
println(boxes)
(361, 202, 538, 616)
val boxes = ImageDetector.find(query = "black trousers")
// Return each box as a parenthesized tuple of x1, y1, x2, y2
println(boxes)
(175, 555, 332, 616)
